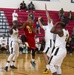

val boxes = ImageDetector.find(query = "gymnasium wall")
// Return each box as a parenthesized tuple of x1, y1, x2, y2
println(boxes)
(0, 0, 74, 11)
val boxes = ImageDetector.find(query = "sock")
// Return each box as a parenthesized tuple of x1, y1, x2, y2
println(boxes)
(32, 59, 35, 62)
(11, 60, 15, 66)
(5, 61, 10, 68)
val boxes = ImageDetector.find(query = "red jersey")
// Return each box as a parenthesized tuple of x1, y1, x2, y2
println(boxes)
(24, 22, 36, 49)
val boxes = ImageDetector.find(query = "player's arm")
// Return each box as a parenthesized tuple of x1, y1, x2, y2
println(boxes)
(50, 22, 64, 37)
(14, 14, 18, 18)
(38, 17, 44, 28)
(19, 22, 26, 30)
(9, 29, 13, 35)
(45, 4, 51, 23)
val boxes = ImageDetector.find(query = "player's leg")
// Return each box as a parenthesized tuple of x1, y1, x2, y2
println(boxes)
(43, 44, 49, 64)
(5, 47, 15, 71)
(10, 42, 19, 69)
(31, 48, 36, 64)
(55, 66, 61, 75)
(43, 40, 54, 73)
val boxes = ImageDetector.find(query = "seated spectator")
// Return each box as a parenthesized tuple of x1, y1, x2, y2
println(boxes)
(35, 36, 41, 53)
(36, 21, 41, 34)
(67, 10, 74, 20)
(62, 15, 69, 25)
(59, 8, 64, 21)
(72, 27, 74, 35)
(27, 1, 35, 12)
(20, 0, 27, 11)
(0, 34, 8, 53)
(18, 35, 28, 54)
(71, 28, 74, 46)
(66, 37, 72, 56)
(40, 38, 45, 52)
(28, 12, 35, 21)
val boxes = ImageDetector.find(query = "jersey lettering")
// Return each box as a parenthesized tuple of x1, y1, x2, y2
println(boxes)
(26, 26, 32, 33)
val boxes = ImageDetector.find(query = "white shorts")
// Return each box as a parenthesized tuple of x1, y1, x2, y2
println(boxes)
(9, 40, 19, 56)
(49, 47, 67, 66)
(43, 40, 54, 57)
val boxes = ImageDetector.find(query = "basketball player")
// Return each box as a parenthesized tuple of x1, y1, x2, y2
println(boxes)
(45, 22, 69, 75)
(19, 18, 36, 67)
(38, 4, 54, 73)
(5, 24, 19, 71)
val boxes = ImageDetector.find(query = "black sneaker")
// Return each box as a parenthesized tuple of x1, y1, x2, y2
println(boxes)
(10, 65, 17, 69)
(4, 66, 8, 72)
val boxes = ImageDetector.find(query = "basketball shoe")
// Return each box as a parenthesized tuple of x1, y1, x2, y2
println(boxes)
(43, 69, 49, 74)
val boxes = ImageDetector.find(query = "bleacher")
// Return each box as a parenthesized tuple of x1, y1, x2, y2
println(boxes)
(0, 8, 74, 41)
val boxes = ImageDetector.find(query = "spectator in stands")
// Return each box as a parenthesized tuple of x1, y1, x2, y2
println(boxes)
(66, 37, 72, 56)
(27, 1, 35, 12)
(36, 20, 41, 34)
(28, 12, 35, 21)
(0, 34, 8, 53)
(12, 10, 18, 27)
(18, 35, 27, 54)
(72, 27, 74, 35)
(40, 38, 45, 52)
(20, 0, 27, 11)
(35, 35, 41, 53)
(59, 8, 64, 21)
(71, 28, 74, 46)
(67, 10, 74, 20)
(62, 15, 69, 25)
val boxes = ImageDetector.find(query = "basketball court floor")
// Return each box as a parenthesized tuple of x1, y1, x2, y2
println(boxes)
(0, 53, 74, 75)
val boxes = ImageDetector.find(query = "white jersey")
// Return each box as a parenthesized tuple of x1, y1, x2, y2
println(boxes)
(55, 29, 69, 48)
(10, 29, 18, 41)
(42, 21, 54, 42)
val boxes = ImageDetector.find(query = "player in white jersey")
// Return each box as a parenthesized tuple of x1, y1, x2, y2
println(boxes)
(38, 4, 54, 73)
(45, 22, 69, 75)
(5, 24, 19, 71)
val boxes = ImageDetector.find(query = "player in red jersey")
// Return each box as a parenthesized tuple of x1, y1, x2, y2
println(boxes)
(19, 18, 36, 67)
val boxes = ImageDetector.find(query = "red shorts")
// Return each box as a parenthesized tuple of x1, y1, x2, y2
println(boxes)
(26, 36, 36, 49)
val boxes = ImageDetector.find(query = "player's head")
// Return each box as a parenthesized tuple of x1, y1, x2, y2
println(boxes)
(14, 10, 16, 13)
(2, 34, 5, 38)
(28, 18, 33, 25)
(60, 22, 66, 28)
(12, 24, 17, 29)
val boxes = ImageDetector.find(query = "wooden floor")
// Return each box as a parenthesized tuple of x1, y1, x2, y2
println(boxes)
(0, 53, 74, 75)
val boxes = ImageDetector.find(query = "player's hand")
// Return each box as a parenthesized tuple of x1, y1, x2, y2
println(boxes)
(55, 21, 62, 25)
(45, 4, 47, 10)
(38, 17, 41, 20)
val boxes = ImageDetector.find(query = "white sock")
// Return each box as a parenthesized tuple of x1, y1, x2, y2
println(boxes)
(11, 61, 15, 66)
(32, 59, 35, 62)
(6, 62, 10, 68)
